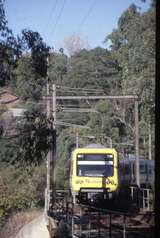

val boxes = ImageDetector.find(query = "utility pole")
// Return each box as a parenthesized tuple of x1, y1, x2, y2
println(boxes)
(104, 136, 112, 148)
(148, 124, 152, 160)
(51, 84, 56, 207)
(135, 100, 140, 187)
(52, 84, 56, 126)
(76, 132, 79, 148)
(45, 58, 51, 213)
(45, 61, 56, 214)
(109, 138, 112, 148)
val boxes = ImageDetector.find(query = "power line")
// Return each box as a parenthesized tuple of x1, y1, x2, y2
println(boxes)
(56, 121, 90, 129)
(43, 0, 59, 32)
(57, 103, 92, 108)
(77, 0, 97, 31)
(57, 85, 104, 92)
(56, 89, 106, 95)
(57, 107, 99, 113)
(49, 0, 66, 39)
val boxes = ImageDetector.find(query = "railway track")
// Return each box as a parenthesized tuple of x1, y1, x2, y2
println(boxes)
(47, 190, 154, 238)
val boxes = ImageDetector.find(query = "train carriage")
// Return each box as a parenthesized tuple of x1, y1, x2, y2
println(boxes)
(69, 144, 154, 209)
(70, 144, 118, 204)
(118, 157, 154, 190)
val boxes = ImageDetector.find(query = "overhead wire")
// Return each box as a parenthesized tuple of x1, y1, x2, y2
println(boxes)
(57, 104, 92, 108)
(49, 0, 67, 39)
(56, 85, 105, 93)
(56, 89, 106, 95)
(42, 0, 59, 32)
(77, 0, 97, 31)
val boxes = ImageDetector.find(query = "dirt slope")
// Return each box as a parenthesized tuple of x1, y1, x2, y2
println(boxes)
(15, 214, 49, 238)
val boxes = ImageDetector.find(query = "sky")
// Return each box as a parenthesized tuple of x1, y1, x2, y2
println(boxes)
(5, 0, 150, 51)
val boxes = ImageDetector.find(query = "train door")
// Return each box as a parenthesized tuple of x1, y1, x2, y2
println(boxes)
(140, 161, 147, 186)
(131, 162, 136, 184)
(124, 162, 131, 185)
(117, 159, 124, 186)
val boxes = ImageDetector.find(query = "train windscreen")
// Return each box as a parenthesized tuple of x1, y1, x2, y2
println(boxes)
(76, 154, 114, 177)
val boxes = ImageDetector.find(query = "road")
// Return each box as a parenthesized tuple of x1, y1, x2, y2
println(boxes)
(15, 214, 49, 238)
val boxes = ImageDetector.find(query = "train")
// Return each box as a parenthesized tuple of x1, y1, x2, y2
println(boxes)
(118, 155, 154, 190)
(69, 144, 154, 207)
(69, 144, 118, 204)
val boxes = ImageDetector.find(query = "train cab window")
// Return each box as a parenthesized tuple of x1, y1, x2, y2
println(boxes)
(76, 154, 114, 177)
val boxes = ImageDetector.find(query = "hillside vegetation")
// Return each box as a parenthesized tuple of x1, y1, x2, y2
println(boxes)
(0, 0, 155, 231)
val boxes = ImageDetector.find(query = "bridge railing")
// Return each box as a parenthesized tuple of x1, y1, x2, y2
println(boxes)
(129, 186, 154, 211)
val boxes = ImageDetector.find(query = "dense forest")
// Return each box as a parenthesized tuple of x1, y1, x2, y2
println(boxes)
(0, 0, 155, 230)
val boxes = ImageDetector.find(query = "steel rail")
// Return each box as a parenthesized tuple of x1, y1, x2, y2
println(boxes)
(78, 203, 137, 217)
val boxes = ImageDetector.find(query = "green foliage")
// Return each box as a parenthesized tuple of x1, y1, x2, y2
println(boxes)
(61, 47, 120, 94)
(48, 52, 68, 83)
(55, 128, 75, 189)
(87, 100, 122, 145)
(0, 162, 46, 227)
(105, 4, 155, 123)
(0, 25, 51, 222)
(12, 30, 50, 101)
(54, 3, 155, 184)
(0, 0, 22, 86)
(16, 105, 52, 165)
(104, 3, 155, 157)
(0, 138, 18, 164)
(0, 104, 52, 165)
(21, 29, 50, 78)
(14, 56, 46, 101)
(0, 0, 155, 228)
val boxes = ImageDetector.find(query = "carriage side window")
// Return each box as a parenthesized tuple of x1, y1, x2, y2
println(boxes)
(140, 164, 146, 174)
(148, 165, 152, 174)
(124, 164, 130, 175)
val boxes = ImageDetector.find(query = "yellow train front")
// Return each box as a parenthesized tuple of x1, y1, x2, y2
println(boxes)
(70, 144, 118, 204)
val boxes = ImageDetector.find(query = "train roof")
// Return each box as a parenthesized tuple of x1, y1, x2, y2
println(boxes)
(119, 158, 154, 165)
(84, 143, 106, 148)
(124, 154, 147, 160)
(72, 146, 117, 155)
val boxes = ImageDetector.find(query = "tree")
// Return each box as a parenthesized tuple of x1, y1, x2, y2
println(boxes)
(63, 33, 90, 56)
(16, 105, 52, 165)
(55, 128, 75, 188)
(14, 56, 45, 101)
(105, 4, 155, 118)
(21, 29, 50, 78)
(0, 162, 46, 228)
(62, 47, 120, 94)
(14, 30, 50, 101)
(48, 52, 68, 83)
(104, 3, 155, 156)
(0, 2, 51, 228)
(0, 0, 22, 86)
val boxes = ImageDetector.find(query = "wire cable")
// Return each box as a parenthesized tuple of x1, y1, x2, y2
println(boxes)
(56, 89, 105, 95)
(77, 0, 97, 31)
(57, 85, 104, 93)
(49, 0, 66, 38)
(42, 0, 59, 32)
